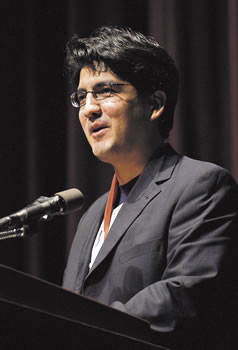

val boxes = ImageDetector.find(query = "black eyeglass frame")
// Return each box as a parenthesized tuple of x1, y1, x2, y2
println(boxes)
(70, 83, 130, 108)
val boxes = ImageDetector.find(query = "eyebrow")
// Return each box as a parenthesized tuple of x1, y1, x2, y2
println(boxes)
(77, 80, 121, 92)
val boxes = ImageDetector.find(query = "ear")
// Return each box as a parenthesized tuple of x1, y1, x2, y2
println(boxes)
(150, 90, 166, 121)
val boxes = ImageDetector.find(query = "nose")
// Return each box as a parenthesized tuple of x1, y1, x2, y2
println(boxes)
(81, 93, 102, 119)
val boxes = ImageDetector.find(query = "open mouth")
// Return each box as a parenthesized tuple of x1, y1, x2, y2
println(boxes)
(93, 126, 105, 132)
(92, 126, 108, 134)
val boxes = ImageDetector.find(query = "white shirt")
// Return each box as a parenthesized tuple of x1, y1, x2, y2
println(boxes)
(89, 203, 123, 270)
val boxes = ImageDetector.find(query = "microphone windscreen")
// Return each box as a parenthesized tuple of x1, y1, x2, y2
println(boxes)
(55, 188, 84, 214)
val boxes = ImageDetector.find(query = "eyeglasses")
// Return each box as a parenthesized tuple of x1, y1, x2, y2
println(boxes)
(70, 83, 130, 108)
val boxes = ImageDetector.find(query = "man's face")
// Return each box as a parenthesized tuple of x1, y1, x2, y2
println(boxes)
(77, 67, 154, 166)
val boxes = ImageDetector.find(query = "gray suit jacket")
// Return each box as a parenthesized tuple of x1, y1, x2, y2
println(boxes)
(63, 145, 238, 349)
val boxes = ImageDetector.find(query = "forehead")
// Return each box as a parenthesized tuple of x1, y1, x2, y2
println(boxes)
(78, 66, 124, 89)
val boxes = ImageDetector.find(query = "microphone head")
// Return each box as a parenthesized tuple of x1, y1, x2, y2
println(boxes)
(55, 188, 84, 214)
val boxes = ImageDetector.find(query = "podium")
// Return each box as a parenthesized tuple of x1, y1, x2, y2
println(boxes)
(0, 265, 167, 349)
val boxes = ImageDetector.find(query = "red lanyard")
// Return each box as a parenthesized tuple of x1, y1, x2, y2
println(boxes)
(104, 173, 117, 239)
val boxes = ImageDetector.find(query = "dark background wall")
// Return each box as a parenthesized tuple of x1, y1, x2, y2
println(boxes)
(0, 0, 237, 286)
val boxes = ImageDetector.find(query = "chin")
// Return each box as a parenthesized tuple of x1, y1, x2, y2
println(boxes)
(92, 147, 109, 161)
(94, 153, 112, 164)
(92, 147, 116, 164)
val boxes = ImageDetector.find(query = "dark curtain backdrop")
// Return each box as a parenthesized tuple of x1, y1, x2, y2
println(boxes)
(0, 0, 237, 285)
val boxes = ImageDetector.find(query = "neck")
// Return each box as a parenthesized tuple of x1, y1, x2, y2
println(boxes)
(114, 162, 145, 185)
(113, 142, 165, 185)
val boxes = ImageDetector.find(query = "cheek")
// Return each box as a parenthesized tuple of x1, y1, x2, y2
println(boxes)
(102, 101, 130, 124)
(109, 112, 130, 138)
(102, 100, 124, 114)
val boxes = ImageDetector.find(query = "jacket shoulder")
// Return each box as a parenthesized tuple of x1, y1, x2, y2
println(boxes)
(175, 153, 236, 184)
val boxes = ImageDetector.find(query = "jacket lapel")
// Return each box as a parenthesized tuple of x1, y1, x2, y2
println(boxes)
(86, 145, 180, 278)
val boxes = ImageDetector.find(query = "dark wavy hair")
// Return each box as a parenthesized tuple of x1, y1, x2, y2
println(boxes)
(66, 26, 179, 139)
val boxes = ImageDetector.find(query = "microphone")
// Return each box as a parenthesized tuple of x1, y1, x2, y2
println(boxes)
(0, 188, 84, 229)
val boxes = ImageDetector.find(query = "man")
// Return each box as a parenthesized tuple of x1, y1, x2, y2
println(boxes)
(63, 26, 238, 349)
